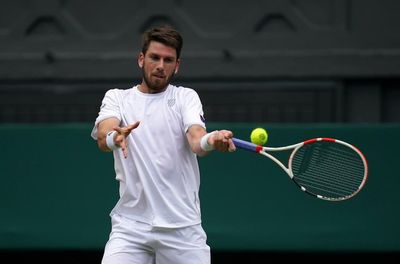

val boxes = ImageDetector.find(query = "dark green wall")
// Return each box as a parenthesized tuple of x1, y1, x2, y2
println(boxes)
(0, 123, 399, 252)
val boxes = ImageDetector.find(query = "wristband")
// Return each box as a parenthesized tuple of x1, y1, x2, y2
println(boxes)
(200, 132, 215, 152)
(106, 131, 119, 150)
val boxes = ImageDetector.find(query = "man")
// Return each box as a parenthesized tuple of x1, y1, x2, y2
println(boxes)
(91, 25, 236, 264)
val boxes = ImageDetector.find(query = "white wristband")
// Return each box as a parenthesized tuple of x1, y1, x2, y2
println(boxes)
(200, 132, 215, 152)
(106, 131, 119, 150)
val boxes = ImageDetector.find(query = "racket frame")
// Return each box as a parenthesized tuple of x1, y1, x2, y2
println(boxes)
(232, 137, 368, 201)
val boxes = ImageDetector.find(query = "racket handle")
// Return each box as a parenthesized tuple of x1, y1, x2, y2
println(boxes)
(232, 138, 260, 152)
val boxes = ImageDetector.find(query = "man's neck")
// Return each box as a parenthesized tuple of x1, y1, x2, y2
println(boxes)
(138, 83, 168, 94)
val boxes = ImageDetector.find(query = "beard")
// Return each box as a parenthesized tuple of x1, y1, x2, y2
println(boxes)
(142, 66, 175, 93)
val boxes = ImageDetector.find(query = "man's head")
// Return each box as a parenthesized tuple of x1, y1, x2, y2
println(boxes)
(138, 25, 183, 93)
(141, 25, 183, 59)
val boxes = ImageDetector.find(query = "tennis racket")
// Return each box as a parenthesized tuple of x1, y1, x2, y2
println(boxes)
(232, 137, 368, 201)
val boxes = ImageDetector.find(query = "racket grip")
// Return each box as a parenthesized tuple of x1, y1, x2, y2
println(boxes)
(232, 138, 260, 152)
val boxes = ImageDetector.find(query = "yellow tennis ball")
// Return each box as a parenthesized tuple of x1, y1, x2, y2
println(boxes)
(250, 128, 268, 145)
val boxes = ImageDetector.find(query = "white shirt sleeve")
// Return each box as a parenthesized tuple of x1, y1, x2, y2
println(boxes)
(90, 89, 121, 139)
(181, 88, 206, 132)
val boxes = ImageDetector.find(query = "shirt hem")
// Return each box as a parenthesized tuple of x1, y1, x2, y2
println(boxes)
(110, 211, 202, 229)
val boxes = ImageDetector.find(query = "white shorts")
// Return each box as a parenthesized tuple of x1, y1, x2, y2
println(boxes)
(101, 214, 210, 264)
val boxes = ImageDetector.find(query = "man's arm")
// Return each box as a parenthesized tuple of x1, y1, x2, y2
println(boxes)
(186, 124, 236, 157)
(96, 117, 121, 152)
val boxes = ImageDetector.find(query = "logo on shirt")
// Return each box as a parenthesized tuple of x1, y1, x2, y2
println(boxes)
(167, 98, 175, 107)
(200, 114, 206, 123)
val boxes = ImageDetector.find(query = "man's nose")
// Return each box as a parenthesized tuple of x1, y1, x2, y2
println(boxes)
(156, 59, 165, 70)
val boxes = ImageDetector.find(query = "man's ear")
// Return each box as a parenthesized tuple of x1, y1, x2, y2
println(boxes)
(138, 52, 144, 68)
(174, 59, 180, 74)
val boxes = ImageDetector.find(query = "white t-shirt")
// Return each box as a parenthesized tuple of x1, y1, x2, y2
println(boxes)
(91, 85, 207, 228)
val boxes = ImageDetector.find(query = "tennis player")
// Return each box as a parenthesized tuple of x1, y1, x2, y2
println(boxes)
(91, 25, 236, 264)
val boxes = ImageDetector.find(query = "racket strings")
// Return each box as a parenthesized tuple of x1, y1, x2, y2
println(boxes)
(293, 163, 360, 198)
(294, 150, 363, 196)
(296, 145, 365, 196)
(291, 142, 366, 200)
(304, 149, 364, 187)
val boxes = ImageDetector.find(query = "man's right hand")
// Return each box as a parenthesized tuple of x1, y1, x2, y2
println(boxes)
(113, 121, 140, 158)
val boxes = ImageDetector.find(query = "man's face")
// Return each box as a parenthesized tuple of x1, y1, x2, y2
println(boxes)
(138, 41, 180, 93)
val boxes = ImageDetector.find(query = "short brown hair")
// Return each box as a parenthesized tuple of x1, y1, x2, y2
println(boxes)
(141, 25, 183, 59)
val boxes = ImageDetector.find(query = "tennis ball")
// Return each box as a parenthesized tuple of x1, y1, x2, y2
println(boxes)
(250, 128, 268, 145)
